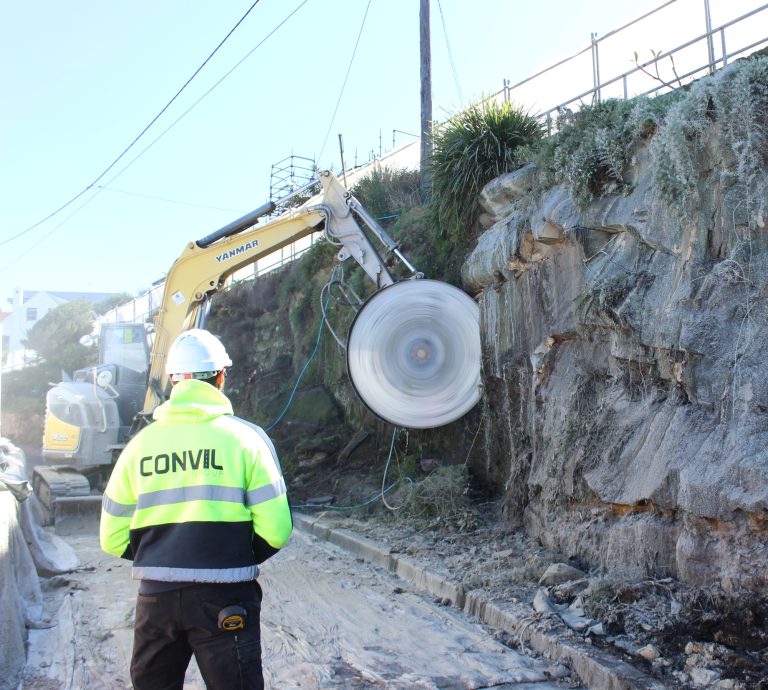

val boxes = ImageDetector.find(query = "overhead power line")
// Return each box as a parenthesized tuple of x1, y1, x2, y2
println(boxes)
(437, 0, 463, 106)
(96, 185, 244, 213)
(95, 0, 311, 192)
(317, 0, 374, 162)
(0, 0, 263, 248)
(0, 190, 101, 273)
(1, 0, 312, 272)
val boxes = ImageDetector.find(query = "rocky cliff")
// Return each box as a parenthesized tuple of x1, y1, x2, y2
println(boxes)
(463, 56, 768, 592)
(210, 57, 768, 595)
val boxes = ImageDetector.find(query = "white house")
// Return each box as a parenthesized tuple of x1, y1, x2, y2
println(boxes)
(0, 312, 9, 368)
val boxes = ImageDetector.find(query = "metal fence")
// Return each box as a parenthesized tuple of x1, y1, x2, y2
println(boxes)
(492, 0, 768, 131)
(96, 0, 768, 331)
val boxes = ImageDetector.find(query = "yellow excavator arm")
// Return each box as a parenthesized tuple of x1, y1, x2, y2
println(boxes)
(142, 170, 408, 415)
(37, 169, 481, 528)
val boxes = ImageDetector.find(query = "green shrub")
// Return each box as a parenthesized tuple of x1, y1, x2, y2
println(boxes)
(534, 96, 676, 208)
(650, 56, 768, 222)
(23, 300, 96, 373)
(388, 206, 442, 279)
(429, 99, 544, 243)
(350, 167, 421, 224)
(402, 464, 470, 518)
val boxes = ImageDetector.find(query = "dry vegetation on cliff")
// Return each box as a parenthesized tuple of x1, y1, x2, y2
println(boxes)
(205, 54, 768, 688)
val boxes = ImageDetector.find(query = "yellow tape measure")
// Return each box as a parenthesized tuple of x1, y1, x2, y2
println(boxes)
(217, 605, 247, 632)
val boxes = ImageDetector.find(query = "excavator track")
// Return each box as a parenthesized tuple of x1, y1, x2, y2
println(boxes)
(32, 466, 102, 532)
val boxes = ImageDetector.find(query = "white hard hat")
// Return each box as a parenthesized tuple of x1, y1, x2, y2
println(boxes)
(165, 329, 232, 381)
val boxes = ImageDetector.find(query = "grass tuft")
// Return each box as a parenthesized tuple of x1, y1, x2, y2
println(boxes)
(429, 99, 544, 243)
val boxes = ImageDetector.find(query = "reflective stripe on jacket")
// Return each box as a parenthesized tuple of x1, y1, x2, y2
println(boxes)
(99, 379, 292, 583)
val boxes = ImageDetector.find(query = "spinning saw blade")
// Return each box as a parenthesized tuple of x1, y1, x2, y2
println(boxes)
(347, 279, 481, 429)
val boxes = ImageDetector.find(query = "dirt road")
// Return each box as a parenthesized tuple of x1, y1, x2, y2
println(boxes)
(20, 526, 574, 690)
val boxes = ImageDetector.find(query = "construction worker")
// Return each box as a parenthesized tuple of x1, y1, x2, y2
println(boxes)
(100, 328, 292, 690)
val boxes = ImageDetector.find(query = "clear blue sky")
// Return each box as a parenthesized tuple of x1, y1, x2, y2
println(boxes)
(0, 0, 749, 304)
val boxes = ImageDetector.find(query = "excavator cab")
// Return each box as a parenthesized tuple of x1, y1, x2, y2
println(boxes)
(92, 323, 152, 433)
(42, 322, 150, 467)
(37, 323, 151, 526)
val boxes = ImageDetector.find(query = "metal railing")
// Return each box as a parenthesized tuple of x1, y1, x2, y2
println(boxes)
(93, 1, 768, 334)
(491, 0, 768, 132)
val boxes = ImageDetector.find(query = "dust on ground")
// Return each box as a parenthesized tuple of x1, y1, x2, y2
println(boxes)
(21, 526, 578, 690)
(17, 489, 768, 688)
(319, 505, 768, 690)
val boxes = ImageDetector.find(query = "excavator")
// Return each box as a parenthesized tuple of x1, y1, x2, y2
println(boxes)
(35, 170, 482, 526)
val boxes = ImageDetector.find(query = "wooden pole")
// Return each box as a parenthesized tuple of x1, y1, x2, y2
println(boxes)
(419, 0, 432, 196)
(338, 133, 347, 187)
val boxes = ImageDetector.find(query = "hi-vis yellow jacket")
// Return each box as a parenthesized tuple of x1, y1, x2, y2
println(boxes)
(99, 379, 292, 583)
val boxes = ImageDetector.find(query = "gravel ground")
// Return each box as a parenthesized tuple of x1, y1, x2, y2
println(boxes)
(318, 507, 768, 689)
(20, 524, 577, 690)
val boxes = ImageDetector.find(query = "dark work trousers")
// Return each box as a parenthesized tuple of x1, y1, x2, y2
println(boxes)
(131, 580, 263, 690)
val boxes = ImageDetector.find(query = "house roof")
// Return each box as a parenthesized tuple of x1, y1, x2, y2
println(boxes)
(10, 290, 121, 305)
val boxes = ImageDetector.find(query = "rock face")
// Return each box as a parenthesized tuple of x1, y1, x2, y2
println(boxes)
(207, 59, 768, 592)
(463, 85, 768, 591)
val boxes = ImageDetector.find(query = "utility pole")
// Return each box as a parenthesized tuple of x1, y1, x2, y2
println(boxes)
(338, 133, 347, 187)
(419, 0, 432, 196)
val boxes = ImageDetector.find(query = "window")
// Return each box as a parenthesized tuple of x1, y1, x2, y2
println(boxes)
(26, 307, 37, 321)
(101, 324, 150, 374)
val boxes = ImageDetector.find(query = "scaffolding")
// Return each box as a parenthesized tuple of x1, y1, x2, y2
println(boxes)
(269, 155, 316, 206)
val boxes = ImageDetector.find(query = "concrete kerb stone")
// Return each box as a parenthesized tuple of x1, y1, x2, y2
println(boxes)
(394, 556, 467, 609)
(295, 513, 395, 571)
(293, 513, 665, 690)
(464, 591, 666, 690)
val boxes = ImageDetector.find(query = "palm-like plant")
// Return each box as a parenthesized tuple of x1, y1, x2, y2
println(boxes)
(429, 99, 544, 242)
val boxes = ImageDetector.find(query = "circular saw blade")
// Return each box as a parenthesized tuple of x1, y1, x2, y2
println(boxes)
(347, 279, 481, 429)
